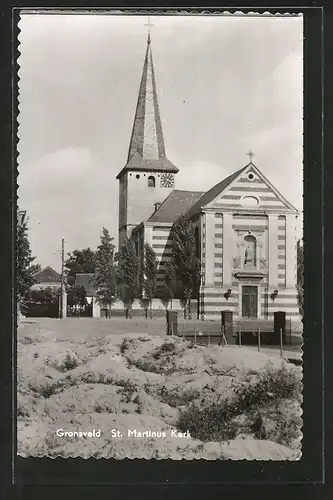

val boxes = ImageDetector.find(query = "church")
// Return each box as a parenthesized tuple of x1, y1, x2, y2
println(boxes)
(116, 33, 300, 322)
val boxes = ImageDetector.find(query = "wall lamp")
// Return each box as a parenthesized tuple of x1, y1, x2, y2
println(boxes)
(224, 288, 232, 300)
(270, 289, 279, 301)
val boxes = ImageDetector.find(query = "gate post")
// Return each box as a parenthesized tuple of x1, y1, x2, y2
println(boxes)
(62, 291, 67, 318)
(221, 310, 233, 343)
(274, 311, 286, 345)
(166, 310, 178, 336)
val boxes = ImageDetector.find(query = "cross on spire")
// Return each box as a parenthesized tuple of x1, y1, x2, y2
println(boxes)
(247, 149, 255, 163)
(144, 16, 155, 42)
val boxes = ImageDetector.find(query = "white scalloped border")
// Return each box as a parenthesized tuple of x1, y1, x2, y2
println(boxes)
(18, 8, 303, 17)
(16, 7, 303, 461)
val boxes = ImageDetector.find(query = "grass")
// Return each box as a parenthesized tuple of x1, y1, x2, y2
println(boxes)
(177, 364, 302, 447)
(18, 319, 302, 459)
(159, 387, 201, 408)
(62, 353, 80, 371)
(117, 380, 138, 403)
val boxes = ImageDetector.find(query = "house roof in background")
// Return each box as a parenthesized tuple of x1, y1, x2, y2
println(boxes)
(148, 190, 205, 223)
(33, 266, 61, 283)
(75, 273, 95, 296)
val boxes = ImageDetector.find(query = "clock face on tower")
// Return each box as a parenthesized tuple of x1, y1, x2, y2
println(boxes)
(160, 173, 174, 188)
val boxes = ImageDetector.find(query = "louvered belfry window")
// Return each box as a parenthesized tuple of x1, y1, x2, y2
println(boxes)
(148, 175, 155, 187)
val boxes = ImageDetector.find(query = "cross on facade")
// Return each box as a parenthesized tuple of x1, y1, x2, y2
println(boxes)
(144, 16, 155, 38)
(247, 149, 255, 163)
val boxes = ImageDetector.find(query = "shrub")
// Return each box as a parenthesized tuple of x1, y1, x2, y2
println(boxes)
(62, 353, 79, 371)
(40, 384, 58, 399)
(152, 343, 175, 360)
(120, 339, 130, 354)
(251, 401, 302, 448)
(119, 337, 141, 354)
(129, 341, 185, 375)
(232, 364, 301, 410)
(117, 379, 137, 402)
(159, 387, 201, 408)
(177, 364, 302, 445)
(95, 404, 104, 413)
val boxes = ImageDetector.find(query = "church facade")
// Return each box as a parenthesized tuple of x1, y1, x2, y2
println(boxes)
(116, 34, 300, 321)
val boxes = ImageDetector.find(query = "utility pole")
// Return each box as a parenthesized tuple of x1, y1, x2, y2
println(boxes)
(60, 237, 65, 319)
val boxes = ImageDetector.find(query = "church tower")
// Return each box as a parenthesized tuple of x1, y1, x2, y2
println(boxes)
(117, 33, 179, 248)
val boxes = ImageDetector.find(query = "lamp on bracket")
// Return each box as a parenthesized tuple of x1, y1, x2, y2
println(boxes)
(270, 289, 279, 301)
(224, 288, 232, 301)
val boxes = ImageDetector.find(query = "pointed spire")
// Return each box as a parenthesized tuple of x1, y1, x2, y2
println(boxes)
(127, 36, 165, 162)
(117, 35, 179, 179)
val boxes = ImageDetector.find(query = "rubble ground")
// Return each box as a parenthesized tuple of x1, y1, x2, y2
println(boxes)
(18, 328, 302, 460)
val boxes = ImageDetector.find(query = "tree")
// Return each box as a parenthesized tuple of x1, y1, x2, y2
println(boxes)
(29, 263, 42, 275)
(297, 239, 304, 316)
(142, 243, 158, 319)
(93, 227, 117, 316)
(116, 238, 139, 318)
(17, 217, 35, 301)
(65, 248, 96, 285)
(163, 259, 177, 309)
(66, 284, 87, 309)
(29, 286, 60, 305)
(169, 215, 201, 319)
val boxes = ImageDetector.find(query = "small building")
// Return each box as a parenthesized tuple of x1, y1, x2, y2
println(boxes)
(32, 266, 61, 289)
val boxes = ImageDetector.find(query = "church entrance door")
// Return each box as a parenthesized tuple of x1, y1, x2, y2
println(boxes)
(242, 286, 258, 318)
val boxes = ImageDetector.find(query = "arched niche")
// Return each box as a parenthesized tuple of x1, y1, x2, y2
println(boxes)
(244, 234, 257, 267)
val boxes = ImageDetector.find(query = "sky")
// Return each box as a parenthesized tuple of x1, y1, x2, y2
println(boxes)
(18, 13, 303, 272)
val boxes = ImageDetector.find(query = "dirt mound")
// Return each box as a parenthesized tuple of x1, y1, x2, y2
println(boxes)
(17, 333, 302, 460)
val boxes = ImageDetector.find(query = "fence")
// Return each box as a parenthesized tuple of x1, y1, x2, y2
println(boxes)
(67, 303, 93, 318)
(25, 302, 59, 318)
(166, 310, 293, 348)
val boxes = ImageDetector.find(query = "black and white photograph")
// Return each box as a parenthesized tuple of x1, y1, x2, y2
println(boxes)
(17, 11, 303, 460)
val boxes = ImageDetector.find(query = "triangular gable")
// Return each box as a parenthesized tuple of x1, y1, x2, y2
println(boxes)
(33, 266, 61, 283)
(206, 163, 299, 214)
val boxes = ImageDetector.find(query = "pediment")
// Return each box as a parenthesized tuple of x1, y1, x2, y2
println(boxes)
(206, 163, 298, 214)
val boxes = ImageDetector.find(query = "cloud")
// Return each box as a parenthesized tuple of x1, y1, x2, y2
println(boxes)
(18, 147, 118, 270)
(17, 14, 303, 267)
(176, 161, 232, 192)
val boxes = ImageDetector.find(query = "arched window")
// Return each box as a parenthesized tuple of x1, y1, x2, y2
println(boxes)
(244, 235, 257, 267)
(148, 176, 155, 187)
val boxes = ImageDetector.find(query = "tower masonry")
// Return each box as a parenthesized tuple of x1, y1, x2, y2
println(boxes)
(117, 34, 179, 248)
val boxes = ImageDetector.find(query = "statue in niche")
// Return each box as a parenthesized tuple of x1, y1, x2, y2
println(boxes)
(244, 235, 257, 267)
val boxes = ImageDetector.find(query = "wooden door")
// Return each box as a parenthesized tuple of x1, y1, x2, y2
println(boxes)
(242, 286, 258, 318)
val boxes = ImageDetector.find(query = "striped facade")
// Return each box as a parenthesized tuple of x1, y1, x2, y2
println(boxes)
(198, 167, 300, 321)
(132, 166, 300, 322)
(126, 160, 300, 322)
(277, 215, 286, 287)
(147, 224, 174, 291)
(220, 174, 289, 211)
